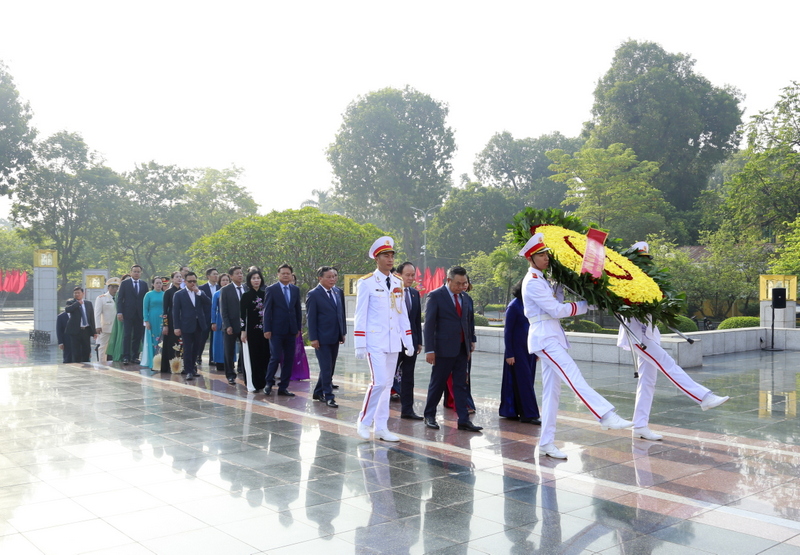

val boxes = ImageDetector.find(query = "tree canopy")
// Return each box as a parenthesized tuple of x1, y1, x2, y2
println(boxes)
(586, 40, 742, 214)
(327, 86, 455, 262)
(0, 61, 36, 194)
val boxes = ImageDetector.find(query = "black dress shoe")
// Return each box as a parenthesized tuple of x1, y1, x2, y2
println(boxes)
(277, 390, 295, 397)
(312, 394, 323, 401)
(227, 378, 236, 385)
(424, 417, 439, 429)
(186, 373, 196, 381)
(133, 359, 141, 365)
(326, 399, 338, 408)
(264, 386, 272, 395)
(401, 413, 424, 420)
(331, 384, 339, 389)
(122, 358, 130, 365)
(520, 417, 541, 425)
(457, 421, 483, 432)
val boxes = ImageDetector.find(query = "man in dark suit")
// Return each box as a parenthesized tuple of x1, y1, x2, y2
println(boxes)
(219, 266, 245, 385)
(116, 264, 148, 364)
(172, 271, 211, 380)
(307, 266, 346, 408)
(198, 267, 219, 366)
(263, 263, 302, 396)
(393, 262, 424, 420)
(65, 287, 97, 363)
(422, 266, 482, 432)
(56, 308, 73, 363)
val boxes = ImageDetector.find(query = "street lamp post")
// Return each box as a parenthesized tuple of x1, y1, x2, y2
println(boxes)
(411, 204, 440, 293)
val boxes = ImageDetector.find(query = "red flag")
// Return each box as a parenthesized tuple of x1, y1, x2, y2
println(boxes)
(581, 229, 608, 278)
(6, 270, 18, 294)
(15, 271, 28, 294)
(0, 270, 5, 292)
(422, 267, 432, 296)
(433, 267, 446, 289)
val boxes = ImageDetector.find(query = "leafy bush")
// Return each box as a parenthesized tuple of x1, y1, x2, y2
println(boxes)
(484, 303, 506, 312)
(474, 314, 490, 327)
(562, 319, 602, 333)
(656, 315, 698, 334)
(717, 316, 761, 330)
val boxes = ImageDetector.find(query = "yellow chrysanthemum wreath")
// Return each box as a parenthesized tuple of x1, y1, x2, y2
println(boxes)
(536, 225, 662, 304)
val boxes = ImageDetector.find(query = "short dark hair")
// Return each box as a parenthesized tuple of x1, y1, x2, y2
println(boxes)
(278, 263, 293, 273)
(171, 271, 182, 279)
(246, 269, 264, 289)
(316, 266, 336, 278)
(396, 261, 415, 275)
(447, 266, 467, 280)
(228, 265, 242, 275)
(185, 271, 197, 280)
(130, 264, 142, 271)
(511, 279, 524, 302)
(73, 286, 84, 292)
(205, 268, 217, 277)
(151, 276, 163, 285)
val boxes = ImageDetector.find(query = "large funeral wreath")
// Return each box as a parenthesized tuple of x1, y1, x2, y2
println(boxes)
(510, 208, 686, 328)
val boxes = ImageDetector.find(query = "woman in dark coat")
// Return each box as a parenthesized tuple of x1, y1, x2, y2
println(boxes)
(160, 271, 183, 373)
(500, 280, 540, 423)
(240, 269, 269, 391)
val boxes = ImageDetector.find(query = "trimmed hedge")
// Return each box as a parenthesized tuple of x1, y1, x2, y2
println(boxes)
(562, 319, 603, 333)
(657, 315, 698, 334)
(484, 304, 505, 312)
(717, 316, 761, 330)
(474, 314, 490, 327)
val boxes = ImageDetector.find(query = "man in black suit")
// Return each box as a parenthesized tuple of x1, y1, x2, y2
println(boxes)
(263, 263, 302, 396)
(65, 287, 97, 363)
(116, 264, 148, 364)
(422, 266, 482, 432)
(219, 266, 245, 385)
(307, 266, 346, 408)
(173, 271, 211, 380)
(56, 308, 73, 363)
(198, 267, 219, 366)
(393, 262, 424, 420)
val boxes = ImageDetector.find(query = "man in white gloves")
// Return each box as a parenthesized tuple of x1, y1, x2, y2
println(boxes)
(354, 236, 415, 442)
(521, 233, 633, 460)
(618, 242, 729, 441)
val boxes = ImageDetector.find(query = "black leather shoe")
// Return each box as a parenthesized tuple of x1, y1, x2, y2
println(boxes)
(520, 417, 541, 425)
(401, 413, 424, 420)
(332, 384, 339, 389)
(264, 386, 272, 395)
(424, 417, 439, 429)
(390, 393, 400, 401)
(457, 421, 483, 432)
(133, 359, 141, 365)
(326, 399, 338, 408)
(277, 390, 295, 397)
(312, 394, 323, 401)
(185, 373, 196, 381)
(227, 378, 236, 385)
(122, 358, 130, 365)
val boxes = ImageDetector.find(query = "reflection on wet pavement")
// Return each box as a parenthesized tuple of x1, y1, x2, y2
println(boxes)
(0, 321, 799, 554)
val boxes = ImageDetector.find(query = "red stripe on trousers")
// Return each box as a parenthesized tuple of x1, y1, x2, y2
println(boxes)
(634, 344, 703, 402)
(541, 349, 602, 419)
(359, 352, 376, 422)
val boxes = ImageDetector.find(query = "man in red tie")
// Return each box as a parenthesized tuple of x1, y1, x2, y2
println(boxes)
(116, 264, 148, 365)
(422, 266, 482, 432)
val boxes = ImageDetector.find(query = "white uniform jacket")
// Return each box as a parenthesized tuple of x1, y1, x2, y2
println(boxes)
(522, 267, 588, 353)
(616, 315, 660, 350)
(353, 272, 414, 354)
(94, 292, 117, 333)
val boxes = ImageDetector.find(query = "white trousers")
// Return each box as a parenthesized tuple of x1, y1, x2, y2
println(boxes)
(96, 332, 111, 365)
(535, 343, 614, 446)
(358, 351, 400, 431)
(632, 337, 710, 428)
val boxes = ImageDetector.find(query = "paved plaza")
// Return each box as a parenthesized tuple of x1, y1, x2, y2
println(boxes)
(1, 318, 799, 554)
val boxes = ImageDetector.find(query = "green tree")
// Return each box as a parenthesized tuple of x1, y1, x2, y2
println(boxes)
(0, 226, 34, 272)
(586, 40, 742, 213)
(182, 167, 259, 236)
(327, 86, 455, 261)
(188, 207, 385, 295)
(461, 251, 499, 313)
(548, 143, 666, 244)
(771, 215, 800, 276)
(724, 82, 800, 239)
(0, 61, 36, 194)
(11, 131, 122, 294)
(473, 131, 582, 208)
(490, 233, 529, 306)
(426, 181, 517, 263)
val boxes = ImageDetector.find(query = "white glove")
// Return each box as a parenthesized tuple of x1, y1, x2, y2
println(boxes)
(355, 348, 367, 360)
(587, 304, 599, 311)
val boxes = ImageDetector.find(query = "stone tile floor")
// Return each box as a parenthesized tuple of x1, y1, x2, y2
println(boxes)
(1, 319, 798, 554)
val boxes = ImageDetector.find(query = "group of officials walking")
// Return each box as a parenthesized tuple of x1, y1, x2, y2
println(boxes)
(66, 231, 731, 458)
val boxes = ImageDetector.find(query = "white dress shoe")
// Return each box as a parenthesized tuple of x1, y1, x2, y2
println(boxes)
(539, 443, 567, 459)
(356, 422, 371, 440)
(700, 393, 730, 411)
(599, 412, 634, 430)
(375, 429, 400, 442)
(633, 427, 663, 441)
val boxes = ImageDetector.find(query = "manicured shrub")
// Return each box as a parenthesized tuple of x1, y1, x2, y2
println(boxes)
(474, 314, 490, 327)
(717, 316, 761, 330)
(657, 315, 699, 334)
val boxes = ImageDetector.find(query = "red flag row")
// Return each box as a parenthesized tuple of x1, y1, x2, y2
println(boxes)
(0, 269, 28, 294)
(414, 266, 446, 297)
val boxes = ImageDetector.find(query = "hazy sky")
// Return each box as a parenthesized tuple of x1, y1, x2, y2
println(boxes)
(1, 1, 798, 220)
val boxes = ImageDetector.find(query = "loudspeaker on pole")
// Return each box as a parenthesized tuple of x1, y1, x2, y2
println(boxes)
(773, 288, 787, 309)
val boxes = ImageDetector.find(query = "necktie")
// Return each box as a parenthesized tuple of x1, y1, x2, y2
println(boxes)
(386, 276, 391, 291)
(328, 289, 335, 305)
(284, 285, 291, 305)
(405, 288, 412, 312)
(454, 293, 464, 342)
(80, 303, 88, 327)
(236, 286, 242, 300)
(134, 280, 138, 294)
